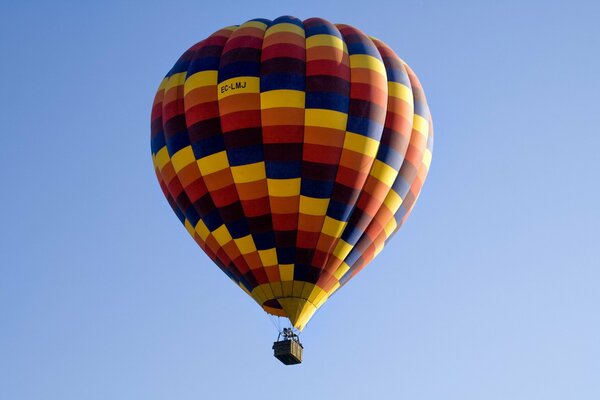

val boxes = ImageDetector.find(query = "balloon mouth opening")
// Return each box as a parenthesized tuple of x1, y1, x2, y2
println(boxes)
(261, 297, 318, 331)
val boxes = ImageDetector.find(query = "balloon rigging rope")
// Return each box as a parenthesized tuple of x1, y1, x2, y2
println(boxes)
(267, 313, 281, 334)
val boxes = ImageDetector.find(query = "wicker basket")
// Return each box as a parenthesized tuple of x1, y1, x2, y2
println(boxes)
(272, 339, 303, 365)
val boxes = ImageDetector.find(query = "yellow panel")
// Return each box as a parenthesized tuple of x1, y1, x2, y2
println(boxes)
(242, 20, 269, 30)
(269, 282, 283, 298)
(370, 160, 398, 186)
(423, 149, 433, 169)
(259, 284, 274, 304)
(195, 220, 210, 241)
(233, 235, 256, 254)
(252, 285, 267, 304)
(184, 219, 195, 237)
(321, 217, 347, 238)
(312, 287, 327, 305)
(292, 281, 305, 297)
(383, 189, 403, 212)
(333, 262, 351, 280)
(307, 286, 325, 304)
(279, 264, 294, 281)
(374, 241, 385, 257)
(164, 72, 186, 91)
(301, 283, 316, 299)
(267, 178, 301, 197)
(265, 22, 305, 37)
(388, 81, 414, 103)
(305, 109, 348, 130)
(258, 248, 278, 266)
(306, 34, 344, 51)
(260, 90, 305, 109)
(315, 290, 331, 308)
(343, 132, 380, 157)
(294, 302, 318, 331)
(299, 196, 330, 216)
(278, 297, 316, 330)
(212, 224, 232, 246)
(184, 70, 218, 95)
(230, 162, 266, 183)
(197, 151, 229, 175)
(217, 77, 260, 100)
(383, 218, 397, 238)
(333, 239, 353, 261)
(413, 115, 430, 136)
(281, 281, 294, 296)
(171, 146, 196, 173)
(261, 284, 275, 300)
(154, 146, 170, 171)
(157, 77, 168, 91)
(349, 54, 386, 77)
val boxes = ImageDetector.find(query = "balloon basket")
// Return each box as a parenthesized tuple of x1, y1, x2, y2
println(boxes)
(273, 339, 303, 365)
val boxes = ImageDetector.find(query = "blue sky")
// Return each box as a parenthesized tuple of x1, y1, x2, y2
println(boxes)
(1, 1, 599, 399)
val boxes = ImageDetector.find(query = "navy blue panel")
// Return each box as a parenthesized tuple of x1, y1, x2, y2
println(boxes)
(218, 61, 261, 81)
(341, 224, 362, 244)
(166, 130, 191, 155)
(226, 145, 264, 166)
(273, 15, 303, 27)
(376, 144, 404, 170)
(345, 38, 380, 58)
(265, 161, 302, 178)
(346, 115, 384, 139)
(184, 205, 200, 227)
(395, 206, 408, 222)
(293, 265, 320, 284)
(344, 247, 362, 266)
(151, 131, 166, 154)
(260, 73, 305, 91)
(327, 199, 353, 221)
(202, 209, 224, 231)
(187, 56, 221, 75)
(383, 63, 410, 86)
(300, 179, 335, 198)
(173, 205, 186, 224)
(392, 176, 411, 195)
(253, 232, 276, 250)
(192, 135, 225, 158)
(304, 20, 341, 38)
(414, 101, 428, 117)
(168, 58, 191, 76)
(227, 219, 250, 239)
(339, 266, 356, 285)
(306, 92, 349, 113)
(276, 247, 295, 264)
(239, 275, 255, 292)
(223, 268, 239, 283)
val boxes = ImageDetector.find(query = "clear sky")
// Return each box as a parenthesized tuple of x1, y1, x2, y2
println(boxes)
(1, 1, 599, 399)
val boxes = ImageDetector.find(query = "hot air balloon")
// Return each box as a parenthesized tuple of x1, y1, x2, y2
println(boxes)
(151, 15, 433, 364)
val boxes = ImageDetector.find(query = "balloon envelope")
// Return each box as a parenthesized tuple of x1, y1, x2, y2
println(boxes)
(151, 16, 433, 330)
